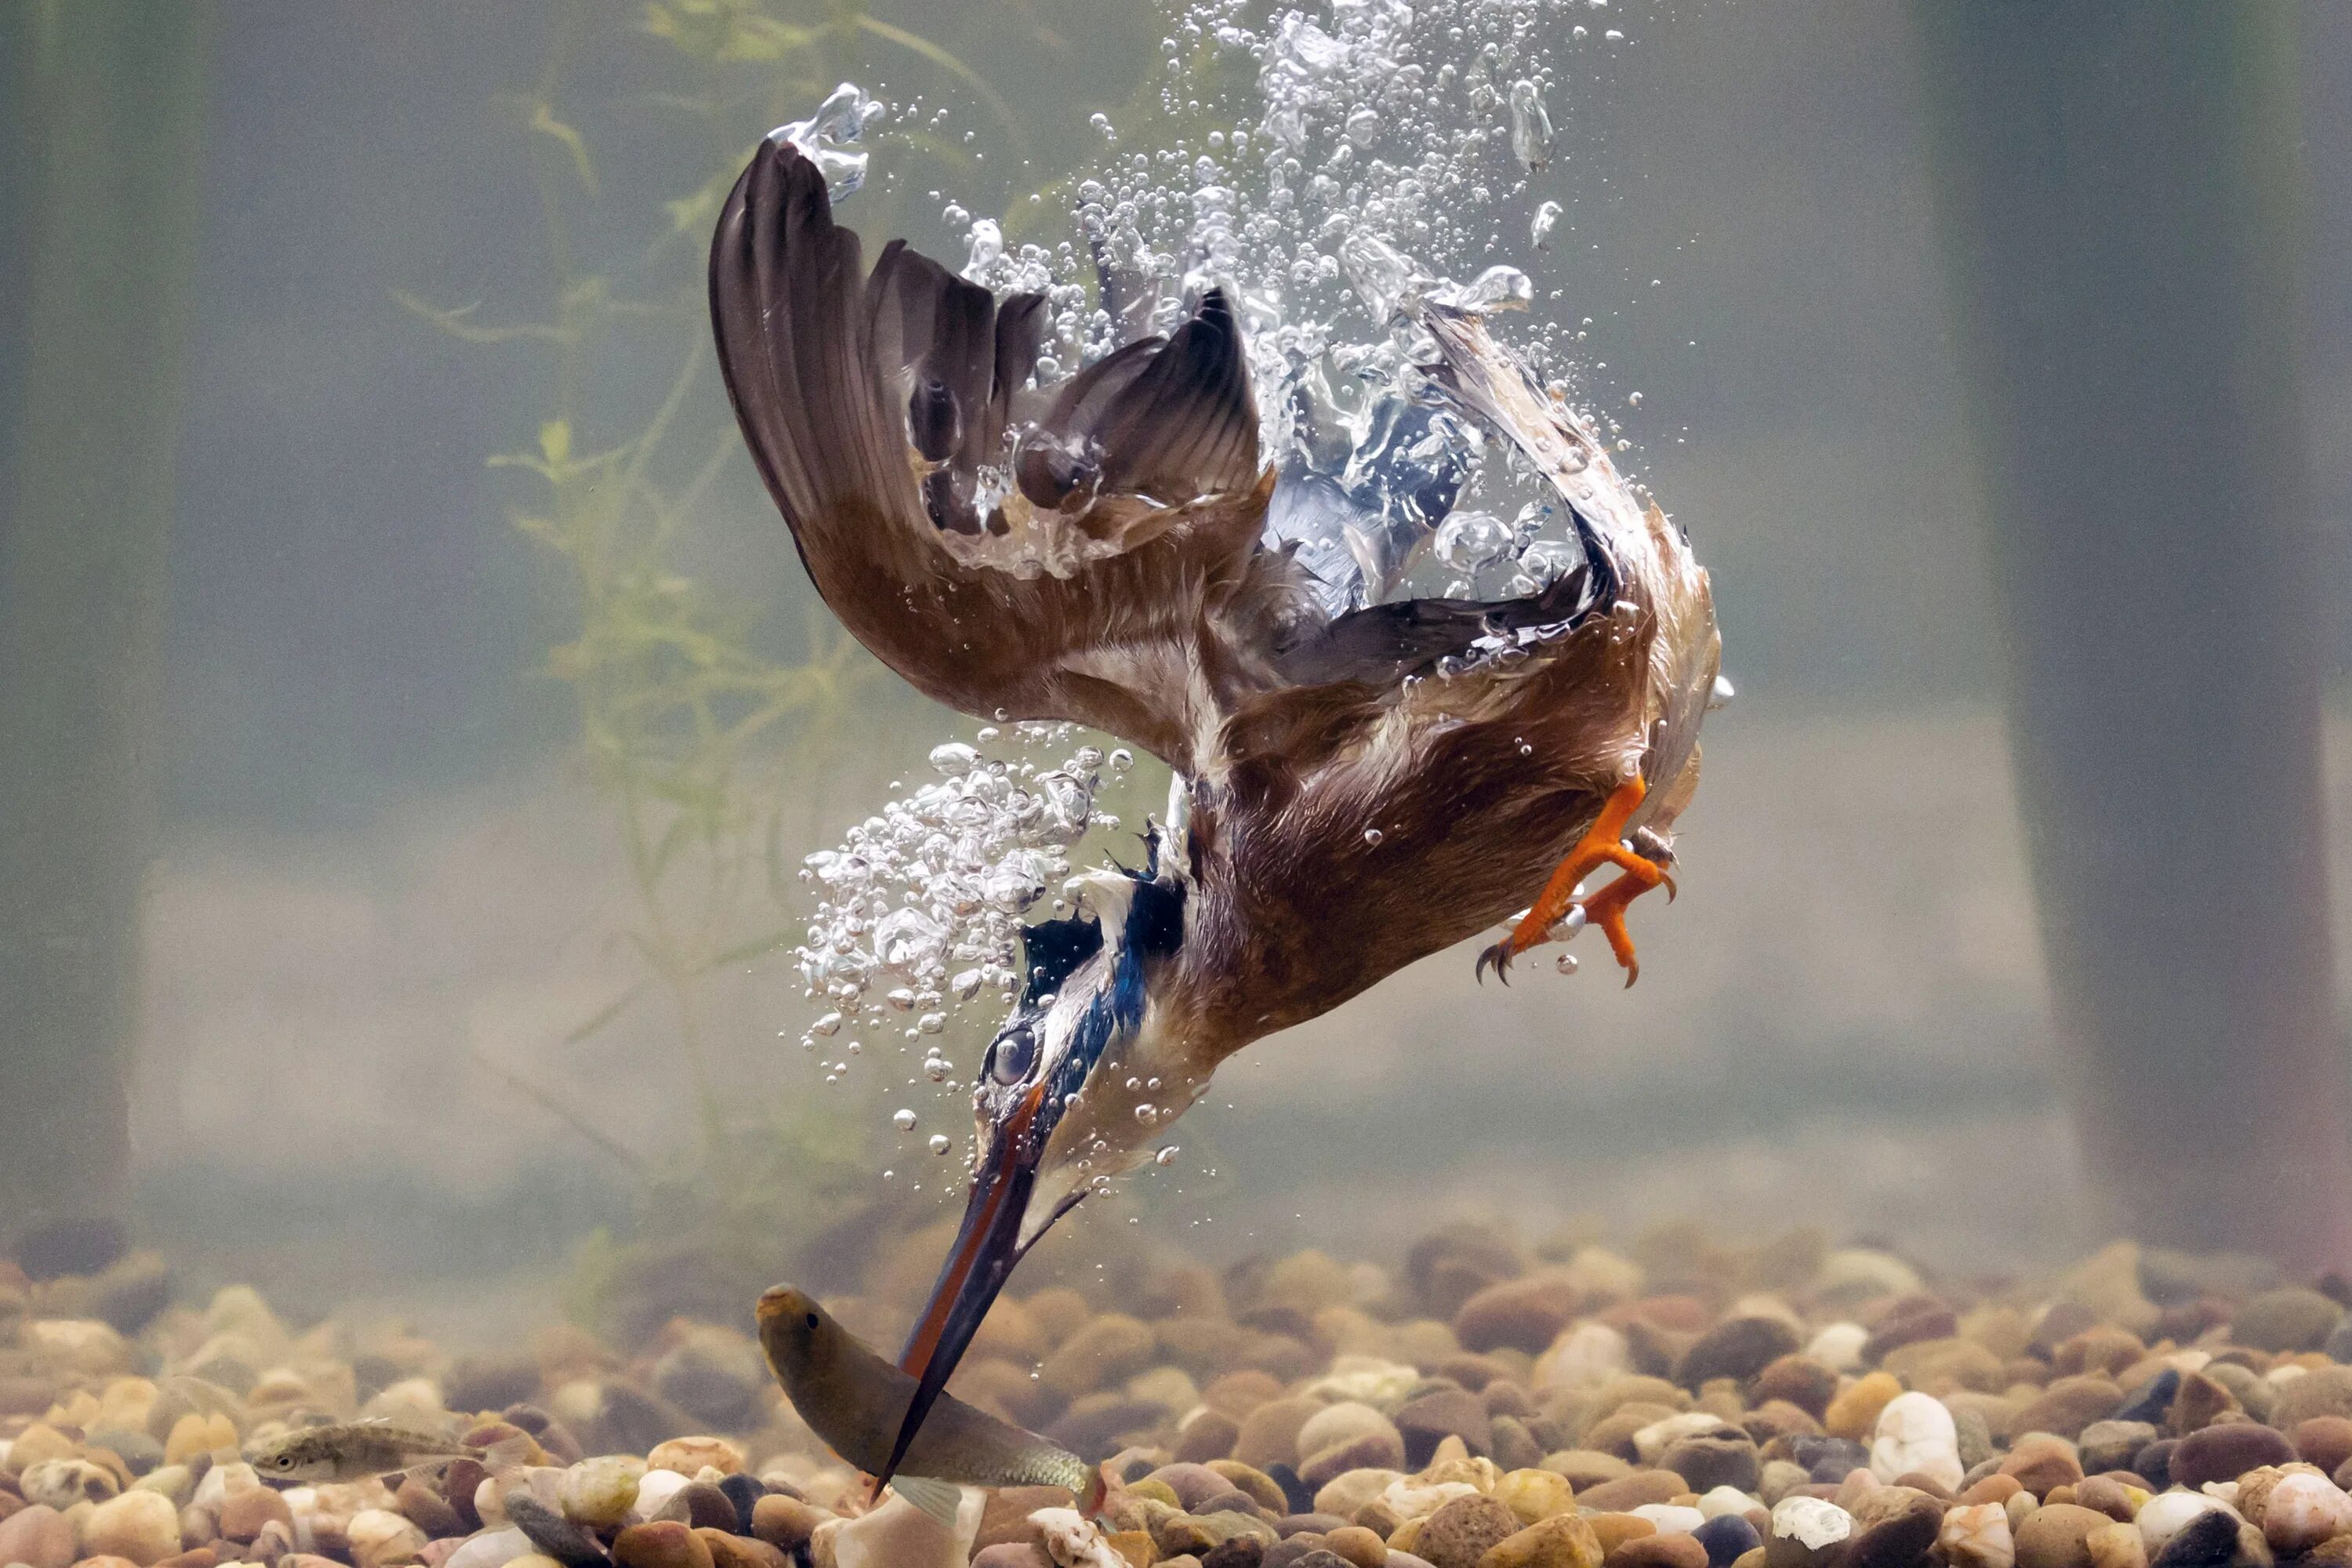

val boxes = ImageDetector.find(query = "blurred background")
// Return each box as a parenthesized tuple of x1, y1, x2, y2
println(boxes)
(4, 0, 2350, 1345)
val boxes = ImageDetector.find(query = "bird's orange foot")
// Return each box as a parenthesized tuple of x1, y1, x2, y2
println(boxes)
(1475, 775, 1674, 988)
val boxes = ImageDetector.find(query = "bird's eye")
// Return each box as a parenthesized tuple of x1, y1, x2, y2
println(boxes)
(989, 1025, 1036, 1086)
(804, 1312, 819, 1330)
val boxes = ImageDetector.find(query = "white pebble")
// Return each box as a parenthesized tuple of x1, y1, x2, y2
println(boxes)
(1700, 1486, 1759, 1519)
(1940, 1502, 2014, 1568)
(1634, 1504, 1706, 1535)
(2136, 1492, 2238, 1555)
(444, 1527, 533, 1568)
(1871, 1390, 1963, 1490)
(1534, 1319, 1630, 1392)
(2266, 1474, 2352, 1555)
(630, 1467, 692, 1523)
(1773, 1496, 1856, 1552)
(1806, 1320, 1870, 1372)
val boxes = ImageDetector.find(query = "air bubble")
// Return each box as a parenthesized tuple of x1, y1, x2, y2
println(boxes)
(892, 1108, 919, 1131)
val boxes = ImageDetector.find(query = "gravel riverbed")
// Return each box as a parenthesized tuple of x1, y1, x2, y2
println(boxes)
(6, 1229, 2352, 1568)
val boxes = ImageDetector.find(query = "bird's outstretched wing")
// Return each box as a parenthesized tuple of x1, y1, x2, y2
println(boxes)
(710, 140, 1272, 771)
(711, 140, 1690, 788)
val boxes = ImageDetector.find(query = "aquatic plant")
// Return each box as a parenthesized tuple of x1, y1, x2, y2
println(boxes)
(406, 0, 1185, 1336)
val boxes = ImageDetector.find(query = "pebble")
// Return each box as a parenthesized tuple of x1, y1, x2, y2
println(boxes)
(1676, 1319, 1802, 1388)
(1537, 1323, 1634, 1393)
(2259, 1471, 2352, 1553)
(2013, 1377, 2122, 1441)
(1766, 1497, 1853, 1568)
(2147, 1510, 2241, 1568)
(218, 1484, 294, 1541)
(747, 1494, 828, 1552)
(1041, 1314, 1158, 1399)
(1635, 1414, 1730, 1465)
(507, 1492, 611, 1565)
(1410, 1494, 1520, 1568)
(2084, 1521, 2147, 1568)
(2000, 1434, 2086, 1495)
(1454, 1276, 1581, 1356)
(348, 1508, 433, 1568)
(1321, 1527, 1389, 1568)
(0, 1503, 77, 1568)
(2272, 1367, 2352, 1427)
(1632, 1505, 1706, 1537)
(442, 1526, 533, 1568)
(615, 1520, 714, 1568)
(1871, 1392, 1962, 1491)
(1469, 1512, 1604, 1568)
(561, 1455, 647, 1529)
(1751, 1357, 1838, 1420)
(1941, 1503, 2015, 1568)
(1395, 1390, 1492, 1466)
(1845, 1495, 1944, 1568)
(1691, 1515, 1762, 1568)
(2170, 1424, 2296, 1489)
(2134, 1494, 2238, 1556)
(1806, 1324, 1871, 1374)
(1612, 1534, 1711, 1568)
(1824, 1374, 1902, 1442)
(644, 1437, 742, 1477)
(2231, 1290, 2344, 1354)
(2078, 1421, 2159, 1476)
(2015, 1504, 2114, 1568)
(831, 1495, 975, 1568)
(1581, 1473, 1697, 1513)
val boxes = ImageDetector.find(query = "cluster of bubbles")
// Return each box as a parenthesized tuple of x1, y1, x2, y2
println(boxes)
(909, 0, 1650, 613)
(792, 722, 1137, 1138)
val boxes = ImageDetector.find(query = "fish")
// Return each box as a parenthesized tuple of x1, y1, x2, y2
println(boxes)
(242, 1419, 532, 1483)
(755, 1285, 1103, 1528)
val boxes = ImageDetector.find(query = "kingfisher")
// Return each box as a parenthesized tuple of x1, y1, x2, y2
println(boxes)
(710, 140, 1719, 1487)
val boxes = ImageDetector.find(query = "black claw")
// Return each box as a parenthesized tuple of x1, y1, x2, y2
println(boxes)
(1475, 942, 1513, 985)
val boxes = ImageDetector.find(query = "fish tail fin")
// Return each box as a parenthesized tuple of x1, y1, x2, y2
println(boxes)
(1079, 1462, 1111, 1520)
(890, 1475, 967, 1529)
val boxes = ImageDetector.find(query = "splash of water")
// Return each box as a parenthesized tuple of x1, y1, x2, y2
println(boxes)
(784, 0, 1647, 1123)
(771, 82, 884, 200)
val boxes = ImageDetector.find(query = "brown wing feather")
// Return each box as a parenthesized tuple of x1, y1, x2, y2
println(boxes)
(711, 140, 1276, 770)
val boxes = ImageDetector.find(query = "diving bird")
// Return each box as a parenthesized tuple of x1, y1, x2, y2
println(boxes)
(709, 140, 1719, 1488)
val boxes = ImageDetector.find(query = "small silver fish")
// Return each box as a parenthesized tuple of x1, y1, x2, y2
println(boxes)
(756, 1285, 1099, 1526)
(242, 1419, 529, 1483)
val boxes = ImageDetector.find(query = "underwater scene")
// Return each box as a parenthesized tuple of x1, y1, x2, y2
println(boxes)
(6, 2, 2352, 1566)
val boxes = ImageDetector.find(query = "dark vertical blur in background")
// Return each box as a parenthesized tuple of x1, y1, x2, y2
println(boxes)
(2, 0, 2348, 1326)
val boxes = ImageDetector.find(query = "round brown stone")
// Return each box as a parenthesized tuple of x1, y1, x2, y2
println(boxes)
(2298, 1416, 2352, 1475)
(2013, 1377, 2122, 1441)
(2169, 1422, 2295, 1488)
(2014, 1504, 2113, 1568)
(1413, 1494, 1522, 1568)
(1752, 1356, 1839, 1419)
(613, 1520, 716, 1568)
(1609, 1533, 1710, 1568)
(1678, 1319, 1803, 1389)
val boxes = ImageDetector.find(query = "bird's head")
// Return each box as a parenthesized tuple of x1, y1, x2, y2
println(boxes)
(879, 837, 1196, 1483)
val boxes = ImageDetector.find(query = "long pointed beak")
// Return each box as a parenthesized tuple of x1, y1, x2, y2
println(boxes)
(877, 1087, 1047, 1490)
